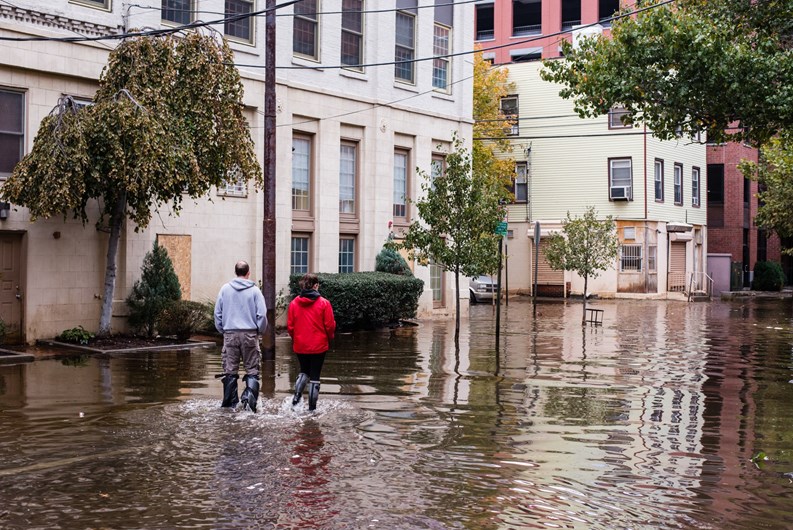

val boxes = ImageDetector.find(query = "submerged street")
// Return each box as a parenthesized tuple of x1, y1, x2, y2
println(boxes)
(1, 298, 792, 529)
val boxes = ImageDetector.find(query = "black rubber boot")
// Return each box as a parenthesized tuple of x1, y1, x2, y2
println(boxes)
(240, 374, 261, 413)
(220, 374, 239, 408)
(292, 373, 309, 406)
(308, 381, 320, 412)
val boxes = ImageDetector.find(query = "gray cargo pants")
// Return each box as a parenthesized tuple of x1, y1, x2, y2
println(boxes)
(222, 331, 261, 376)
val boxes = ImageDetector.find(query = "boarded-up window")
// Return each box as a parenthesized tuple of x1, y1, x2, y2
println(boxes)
(157, 235, 192, 300)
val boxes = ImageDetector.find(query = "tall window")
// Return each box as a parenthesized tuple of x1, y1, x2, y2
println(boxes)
(393, 150, 408, 218)
(291, 235, 310, 275)
(609, 158, 632, 200)
(395, 11, 416, 83)
(707, 163, 725, 227)
(513, 0, 541, 36)
(0, 89, 24, 179)
(430, 259, 444, 306)
(162, 0, 192, 24)
(292, 136, 311, 211)
(225, 0, 253, 43)
(599, 0, 620, 25)
(293, 0, 318, 59)
(339, 238, 355, 273)
(674, 163, 683, 205)
(561, 0, 581, 30)
(654, 159, 664, 202)
(500, 95, 519, 135)
(431, 154, 445, 189)
(620, 244, 642, 272)
(339, 142, 357, 214)
(648, 245, 657, 272)
(513, 162, 528, 202)
(432, 24, 451, 91)
(692, 166, 700, 207)
(475, 3, 494, 40)
(341, 0, 364, 69)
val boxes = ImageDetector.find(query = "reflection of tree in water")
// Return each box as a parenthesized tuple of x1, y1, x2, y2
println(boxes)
(283, 419, 338, 527)
(121, 350, 209, 402)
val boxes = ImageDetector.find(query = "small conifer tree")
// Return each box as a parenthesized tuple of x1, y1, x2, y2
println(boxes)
(126, 242, 182, 337)
(375, 247, 413, 276)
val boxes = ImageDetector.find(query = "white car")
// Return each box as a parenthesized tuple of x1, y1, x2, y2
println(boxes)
(469, 275, 497, 303)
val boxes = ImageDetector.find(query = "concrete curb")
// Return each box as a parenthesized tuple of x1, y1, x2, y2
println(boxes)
(0, 348, 35, 364)
(36, 339, 216, 355)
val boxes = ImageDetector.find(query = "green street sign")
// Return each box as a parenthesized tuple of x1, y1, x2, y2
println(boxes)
(495, 221, 508, 236)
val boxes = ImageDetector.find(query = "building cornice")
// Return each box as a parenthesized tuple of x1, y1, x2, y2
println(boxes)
(0, 4, 121, 39)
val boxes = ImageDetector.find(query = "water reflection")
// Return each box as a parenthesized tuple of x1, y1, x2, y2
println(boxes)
(1, 299, 793, 529)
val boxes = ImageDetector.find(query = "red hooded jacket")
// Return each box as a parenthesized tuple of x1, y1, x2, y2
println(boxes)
(287, 291, 336, 354)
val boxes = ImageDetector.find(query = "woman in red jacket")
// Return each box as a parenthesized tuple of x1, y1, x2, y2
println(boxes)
(288, 273, 336, 411)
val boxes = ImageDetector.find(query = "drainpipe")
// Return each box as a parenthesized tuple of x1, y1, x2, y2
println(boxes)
(644, 124, 648, 293)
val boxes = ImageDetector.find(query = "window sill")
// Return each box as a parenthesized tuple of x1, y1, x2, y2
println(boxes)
(394, 81, 419, 93)
(431, 91, 454, 102)
(340, 68, 368, 82)
(217, 191, 248, 198)
(292, 55, 322, 69)
(226, 35, 256, 49)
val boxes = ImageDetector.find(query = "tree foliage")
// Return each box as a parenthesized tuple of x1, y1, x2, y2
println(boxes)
(126, 242, 182, 338)
(1, 33, 261, 335)
(395, 135, 506, 339)
(473, 51, 517, 197)
(544, 207, 619, 323)
(541, 0, 793, 146)
(741, 133, 793, 252)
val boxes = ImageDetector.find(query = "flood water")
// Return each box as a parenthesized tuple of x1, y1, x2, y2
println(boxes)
(1, 298, 793, 529)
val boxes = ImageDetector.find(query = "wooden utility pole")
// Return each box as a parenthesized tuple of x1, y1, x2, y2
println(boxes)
(262, 0, 276, 360)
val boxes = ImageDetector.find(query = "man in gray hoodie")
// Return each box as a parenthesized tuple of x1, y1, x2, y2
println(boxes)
(214, 260, 267, 412)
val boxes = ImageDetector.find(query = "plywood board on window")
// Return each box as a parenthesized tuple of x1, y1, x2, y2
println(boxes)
(157, 234, 192, 300)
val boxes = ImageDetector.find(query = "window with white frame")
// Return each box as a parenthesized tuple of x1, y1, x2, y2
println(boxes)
(341, 0, 364, 69)
(220, 165, 247, 196)
(0, 89, 24, 179)
(620, 244, 642, 272)
(291, 235, 310, 275)
(692, 166, 700, 207)
(430, 154, 445, 190)
(432, 24, 450, 91)
(339, 237, 355, 273)
(513, 162, 528, 202)
(648, 245, 657, 272)
(339, 142, 357, 214)
(608, 106, 631, 128)
(293, 0, 318, 59)
(430, 258, 444, 305)
(162, 0, 192, 24)
(609, 158, 632, 200)
(393, 150, 408, 219)
(674, 163, 683, 205)
(395, 11, 416, 83)
(71, 0, 110, 9)
(225, 0, 254, 43)
(500, 95, 519, 135)
(292, 136, 311, 211)
(654, 159, 664, 202)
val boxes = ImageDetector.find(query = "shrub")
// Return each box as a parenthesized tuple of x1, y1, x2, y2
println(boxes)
(126, 242, 182, 337)
(752, 261, 786, 291)
(289, 272, 424, 331)
(375, 247, 412, 276)
(157, 300, 210, 341)
(58, 326, 95, 345)
(0, 318, 6, 343)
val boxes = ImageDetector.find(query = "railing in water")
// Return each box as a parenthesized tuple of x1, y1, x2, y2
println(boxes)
(687, 272, 714, 301)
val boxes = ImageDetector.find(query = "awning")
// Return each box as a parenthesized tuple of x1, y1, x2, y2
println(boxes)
(666, 222, 693, 233)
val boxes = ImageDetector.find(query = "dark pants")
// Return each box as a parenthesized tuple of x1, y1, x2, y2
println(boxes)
(296, 352, 326, 381)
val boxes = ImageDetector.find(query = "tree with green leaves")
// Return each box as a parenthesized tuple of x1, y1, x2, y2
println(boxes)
(395, 135, 507, 341)
(544, 207, 619, 324)
(126, 242, 182, 338)
(541, 0, 793, 146)
(473, 51, 517, 196)
(1, 33, 261, 336)
(740, 133, 793, 252)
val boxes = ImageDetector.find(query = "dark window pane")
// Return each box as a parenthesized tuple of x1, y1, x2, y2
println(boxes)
(0, 133, 23, 175)
(293, 17, 317, 56)
(162, 0, 192, 24)
(225, 0, 252, 41)
(0, 91, 23, 133)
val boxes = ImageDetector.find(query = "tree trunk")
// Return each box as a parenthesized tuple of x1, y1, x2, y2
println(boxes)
(98, 193, 126, 337)
(581, 274, 588, 325)
(454, 266, 460, 345)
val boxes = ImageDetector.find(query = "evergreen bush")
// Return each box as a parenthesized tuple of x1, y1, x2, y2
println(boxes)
(752, 261, 786, 291)
(157, 300, 210, 341)
(375, 247, 413, 276)
(126, 243, 182, 337)
(289, 272, 424, 331)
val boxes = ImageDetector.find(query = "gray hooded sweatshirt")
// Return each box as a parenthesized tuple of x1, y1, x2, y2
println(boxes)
(214, 278, 267, 333)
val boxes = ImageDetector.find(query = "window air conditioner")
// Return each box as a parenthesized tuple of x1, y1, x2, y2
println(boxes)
(611, 186, 631, 200)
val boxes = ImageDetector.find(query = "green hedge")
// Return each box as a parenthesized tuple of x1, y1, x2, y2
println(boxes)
(289, 272, 424, 331)
(753, 261, 786, 291)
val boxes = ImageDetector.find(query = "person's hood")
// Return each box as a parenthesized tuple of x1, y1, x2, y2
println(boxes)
(230, 278, 256, 291)
(296, 289, 321, 305)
